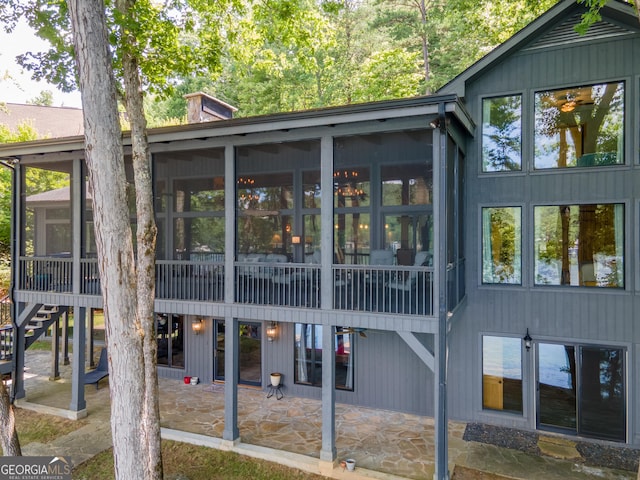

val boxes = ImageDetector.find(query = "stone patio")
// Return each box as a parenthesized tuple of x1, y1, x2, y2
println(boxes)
(13, 350, 639, 480)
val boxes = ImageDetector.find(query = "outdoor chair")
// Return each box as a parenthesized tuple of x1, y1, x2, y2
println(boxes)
(84, 347, 109, 390)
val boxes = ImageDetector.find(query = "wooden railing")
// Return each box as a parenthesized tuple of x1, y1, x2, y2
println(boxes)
(19, 256, 73, 293)
(155, 260, 225, 302)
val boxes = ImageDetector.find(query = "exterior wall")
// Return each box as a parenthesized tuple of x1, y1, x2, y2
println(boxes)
(449, 18, 640, 444)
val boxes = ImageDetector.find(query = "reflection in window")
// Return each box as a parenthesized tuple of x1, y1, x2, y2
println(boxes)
(173, 217, 225, 261)
(482, 95, 522, 172)
(294, 324, 353, 390)
(482, 207, 521, 284)
(482, 336, 522, 414)
(534, 204, 624, 287)
(334, 213, 370, 264)
(534, 82, 624, 169)
(156, 314, 184, 369)
(538, 343, 625, 442)
(174, 177, 225, 212)
(381, 164, 432, 205)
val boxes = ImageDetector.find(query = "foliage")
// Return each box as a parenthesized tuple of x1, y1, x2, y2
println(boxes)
(27, 90, 54, 106)
(576, 0, 639, 34)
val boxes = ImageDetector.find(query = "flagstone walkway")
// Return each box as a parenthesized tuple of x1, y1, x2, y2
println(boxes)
(12, 350, 639, 480)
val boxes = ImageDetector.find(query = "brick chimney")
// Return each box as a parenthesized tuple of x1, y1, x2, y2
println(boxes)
(184, 92, 237, 123)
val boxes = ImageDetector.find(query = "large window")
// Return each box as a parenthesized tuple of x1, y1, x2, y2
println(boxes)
(482, 95, 522, 172)
(482, 207, 521, 284)
(482, 336, 522, 414)
(538, 343, 625, 442)
(534, 204, 624, 287)
(294, 324, 353, 390)
(534, 82, 624, 169)
(156, 314, 185, 369)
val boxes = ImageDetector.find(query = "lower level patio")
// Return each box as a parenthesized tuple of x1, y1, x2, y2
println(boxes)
(14, 350, 638, 480)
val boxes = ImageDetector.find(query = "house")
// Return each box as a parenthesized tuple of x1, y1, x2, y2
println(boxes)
(0, 0, 638, 475)
(0, 103, 84, 138)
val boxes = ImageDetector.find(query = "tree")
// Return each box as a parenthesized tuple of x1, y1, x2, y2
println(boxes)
(27, 90, 54, 106)
(2, 1, 239, 478)
(576, 0, 639, 34)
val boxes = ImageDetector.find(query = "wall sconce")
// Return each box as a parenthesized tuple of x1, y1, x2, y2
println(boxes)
(291, 235, 301, 244)
(192, 318, 204, 335)
(266, 321, 278, 342)
(523, 328, 532, 352)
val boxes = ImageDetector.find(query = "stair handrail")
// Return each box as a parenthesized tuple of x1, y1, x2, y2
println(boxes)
(0, 295, 11, 327)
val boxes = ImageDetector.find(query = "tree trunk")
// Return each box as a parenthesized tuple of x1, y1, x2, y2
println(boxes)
(0, 380, 21, 456)
(116, 0, 162, 477)
(67, 1, 149, 479)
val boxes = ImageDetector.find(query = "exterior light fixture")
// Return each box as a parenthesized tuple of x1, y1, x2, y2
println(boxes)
(266, 321, 278, 342)
(291, 235, 301, 244)
(192, 318, 204, 335)
(523, 328, 532, 352)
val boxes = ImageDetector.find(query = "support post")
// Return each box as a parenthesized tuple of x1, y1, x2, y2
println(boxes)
(320, 324, 336, 462)
(223, 316, 239, 442)
(87, 309, 95, 368)
(433, 104, 449, 480)
(70, 307, 86, 412)
(50, 319, 60, 381)
(62, 312, 70, 366)
(320, 136, 333, 311)
(224, 145, 236, 304)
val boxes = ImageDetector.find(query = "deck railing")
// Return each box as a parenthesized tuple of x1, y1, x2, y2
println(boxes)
(234, 262, 321, 308)
(155, 260, 225, 302)
(333, 264, 434, 316)
(19, 256, 73, 293)
(17, 257, 435, 315)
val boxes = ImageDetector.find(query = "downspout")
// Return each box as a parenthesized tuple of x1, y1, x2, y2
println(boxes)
(0, 157, 19, 404)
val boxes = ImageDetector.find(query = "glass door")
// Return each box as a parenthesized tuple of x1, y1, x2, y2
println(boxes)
(213, 320, 262, 387)
(213, 320, 225, 382)
(537, 343, 626, 441)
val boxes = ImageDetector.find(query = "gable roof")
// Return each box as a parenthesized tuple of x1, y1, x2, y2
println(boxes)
(0, 103, 84, 138)
(438, 0, 639, 98)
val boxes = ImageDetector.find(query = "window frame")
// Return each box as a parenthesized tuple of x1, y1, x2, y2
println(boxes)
(293, 323, 354, 391)
(532, 202, 625, 288)
(480, 93, 523, 173)
(480, 205, 523, 286)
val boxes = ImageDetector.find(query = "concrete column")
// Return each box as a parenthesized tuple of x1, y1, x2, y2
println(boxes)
(223, 316, 239, 442)
(70, 306, 86, 413)
(320, 324, 336, 462)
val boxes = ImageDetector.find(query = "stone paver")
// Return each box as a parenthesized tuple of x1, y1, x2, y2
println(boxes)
(14, 350, 639, 480)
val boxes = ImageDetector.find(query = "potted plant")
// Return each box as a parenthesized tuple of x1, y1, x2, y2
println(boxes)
(270, 372, 282, 387)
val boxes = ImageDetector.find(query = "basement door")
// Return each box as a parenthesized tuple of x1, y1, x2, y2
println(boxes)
(536, 343, 625, 442)
(213, 320, 262, 387)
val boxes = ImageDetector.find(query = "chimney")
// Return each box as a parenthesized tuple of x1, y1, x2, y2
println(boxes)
(184, 92, 237, 124)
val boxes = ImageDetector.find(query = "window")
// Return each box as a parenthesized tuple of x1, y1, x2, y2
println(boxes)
(156, 314, 185, 369)
(482, 207, 521, 284)
(481, 95, 522, 172)
(538, 343, 625, 442)
(482, 336, 522, 414)
(534, 204, 624, 287)
(294, 324, 353, 390)
(534, 82, 624, 169)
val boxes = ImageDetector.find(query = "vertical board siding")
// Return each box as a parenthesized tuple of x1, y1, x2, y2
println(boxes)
(452, 24, 640, 443)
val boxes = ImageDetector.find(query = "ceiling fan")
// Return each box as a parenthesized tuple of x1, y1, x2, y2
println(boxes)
(336, 327, 367, 338)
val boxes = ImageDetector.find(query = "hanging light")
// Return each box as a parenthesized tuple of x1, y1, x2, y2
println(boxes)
(523, 328, 532, 352)
(266, 322, 278, 342)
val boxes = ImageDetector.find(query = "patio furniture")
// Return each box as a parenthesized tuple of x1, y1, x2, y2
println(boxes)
(84, 347, 109, 390)
(386, 251, 432, 314)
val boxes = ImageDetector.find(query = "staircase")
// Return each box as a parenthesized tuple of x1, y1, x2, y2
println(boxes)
(0, 299, 68, 375)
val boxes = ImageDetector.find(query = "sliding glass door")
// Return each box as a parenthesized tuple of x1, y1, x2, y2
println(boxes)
(537, 343, 625, 442)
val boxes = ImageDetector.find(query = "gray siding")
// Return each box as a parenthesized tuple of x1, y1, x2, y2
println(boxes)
(450, 16, 640, 444)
